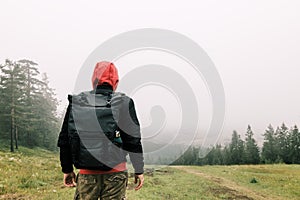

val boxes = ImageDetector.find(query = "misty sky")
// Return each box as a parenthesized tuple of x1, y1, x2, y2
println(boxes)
(1, 0, 300, 144)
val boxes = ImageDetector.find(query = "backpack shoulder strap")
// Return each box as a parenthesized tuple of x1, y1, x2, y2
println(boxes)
(68, 91, 126, 107)
(68, 91, 107, 107)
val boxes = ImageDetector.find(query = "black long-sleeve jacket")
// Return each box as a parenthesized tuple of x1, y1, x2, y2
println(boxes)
(57, 85, 144, 174)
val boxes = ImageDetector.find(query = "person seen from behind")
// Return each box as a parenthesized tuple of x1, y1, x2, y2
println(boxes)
(57, 61, 144, 200)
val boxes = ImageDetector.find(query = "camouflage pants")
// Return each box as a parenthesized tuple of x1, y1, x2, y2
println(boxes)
(74, 171, 128, 200)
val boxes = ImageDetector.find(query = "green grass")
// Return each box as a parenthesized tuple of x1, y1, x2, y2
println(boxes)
(0, 146, 299, 199)
(126, 168, 222, 200)
(186, 164, 300, 200)
(0, 146, 75, 199)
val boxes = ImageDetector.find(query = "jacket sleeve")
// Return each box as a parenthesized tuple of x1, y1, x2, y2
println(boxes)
(57, 104, 73, 173)
(119, 97, 144, 174)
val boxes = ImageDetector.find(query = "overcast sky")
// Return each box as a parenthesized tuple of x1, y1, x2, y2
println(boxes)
(1, 0, 300, 144)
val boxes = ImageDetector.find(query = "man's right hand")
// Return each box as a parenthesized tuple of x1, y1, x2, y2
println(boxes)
(63, 172, 76, 187)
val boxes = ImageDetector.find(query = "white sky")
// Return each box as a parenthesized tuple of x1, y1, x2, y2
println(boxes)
(1, 0, 300, 143)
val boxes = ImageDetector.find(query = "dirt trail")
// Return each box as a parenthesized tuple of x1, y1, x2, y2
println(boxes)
(172, 166, 281, 200)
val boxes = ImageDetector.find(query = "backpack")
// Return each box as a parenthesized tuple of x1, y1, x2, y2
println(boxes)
(67, 90, 126, 170)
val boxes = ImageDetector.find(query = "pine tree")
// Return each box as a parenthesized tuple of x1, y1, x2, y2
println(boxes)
(18, 59, 45, 146)
(0, 64, 6, 140)
(244, 125, 260, 164)
(262, 124, 278, 163)
(288, 125, 300, 164)
(229, 130, 244, 164)
(38, 73, 60, 150)
(1, 59, 26, 152)
(275, 123, 289, 163)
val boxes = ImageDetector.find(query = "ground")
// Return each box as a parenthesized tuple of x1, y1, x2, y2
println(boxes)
(0, 147, 299, 199)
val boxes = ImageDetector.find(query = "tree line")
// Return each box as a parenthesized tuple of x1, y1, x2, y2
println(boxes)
(1, 58, 300, 166)
(172, 124, 300, 165)
(0, 59, 60, 151)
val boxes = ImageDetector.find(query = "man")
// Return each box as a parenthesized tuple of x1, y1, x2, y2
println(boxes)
(58, 61, 144, 200)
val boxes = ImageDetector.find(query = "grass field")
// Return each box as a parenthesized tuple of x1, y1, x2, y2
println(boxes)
(0, 147, 299, 200)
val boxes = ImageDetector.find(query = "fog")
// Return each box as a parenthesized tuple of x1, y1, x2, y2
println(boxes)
(1, 0, 300, 145)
